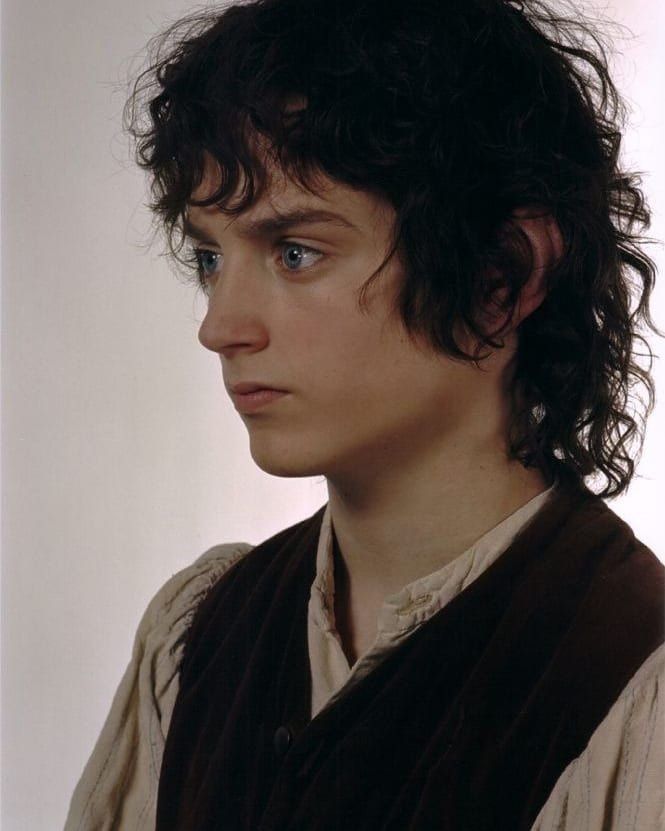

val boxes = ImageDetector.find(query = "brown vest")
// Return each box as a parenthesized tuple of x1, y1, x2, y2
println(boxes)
(155, 474, 664, 830)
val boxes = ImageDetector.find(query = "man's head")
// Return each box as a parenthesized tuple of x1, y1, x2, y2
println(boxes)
(176, 151, 561, 490)
(126, 0, 661, 497)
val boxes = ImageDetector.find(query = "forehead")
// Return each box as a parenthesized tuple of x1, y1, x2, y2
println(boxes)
(188, 151, 394, 238)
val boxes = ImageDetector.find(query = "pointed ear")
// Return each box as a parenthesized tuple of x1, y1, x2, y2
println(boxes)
(477, 208, 564, 337)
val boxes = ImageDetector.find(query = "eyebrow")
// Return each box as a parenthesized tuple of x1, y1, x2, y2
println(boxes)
(182, 208, 360, 244)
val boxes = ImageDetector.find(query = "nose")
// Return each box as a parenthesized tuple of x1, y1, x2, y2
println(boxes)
(197, 260, 270, 357)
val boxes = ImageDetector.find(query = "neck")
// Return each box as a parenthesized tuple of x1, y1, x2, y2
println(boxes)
(326, 442, 552, 605)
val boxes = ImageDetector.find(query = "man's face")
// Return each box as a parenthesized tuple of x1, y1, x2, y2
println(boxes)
(187, 156, 512, 484)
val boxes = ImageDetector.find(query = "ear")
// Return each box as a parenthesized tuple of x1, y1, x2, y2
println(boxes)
(477, 208, 564, 337)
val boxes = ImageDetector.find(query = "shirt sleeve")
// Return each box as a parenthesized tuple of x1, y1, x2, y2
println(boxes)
(530, 642, 665, 831)
(63, 541, 253, 831)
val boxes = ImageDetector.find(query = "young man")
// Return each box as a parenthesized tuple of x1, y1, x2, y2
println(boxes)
(66, 0, 664, 828)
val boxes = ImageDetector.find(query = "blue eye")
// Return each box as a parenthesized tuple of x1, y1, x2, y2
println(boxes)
(194, 249, 222, 278)
(280, 243, 322, 272)
(187, 242, 322, 289)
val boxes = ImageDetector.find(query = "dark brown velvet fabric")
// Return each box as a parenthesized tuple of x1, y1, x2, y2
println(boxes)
(155, 474, 664, 830)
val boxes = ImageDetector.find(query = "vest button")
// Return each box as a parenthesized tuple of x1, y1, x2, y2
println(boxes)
(273, 725, 293, 759)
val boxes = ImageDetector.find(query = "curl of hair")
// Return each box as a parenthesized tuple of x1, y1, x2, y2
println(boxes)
(124, 0, 663, 498)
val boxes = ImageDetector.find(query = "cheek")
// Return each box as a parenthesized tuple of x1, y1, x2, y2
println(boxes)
(312, 318, 394, 392)
(281, 276, 454, 410)
(311, 326, 440, 419)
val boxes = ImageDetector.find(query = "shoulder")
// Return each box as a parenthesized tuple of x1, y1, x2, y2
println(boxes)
(136, 540, 254, 657)
(561, 514, 664, 740)
(531, 642, 665, 830)
(584, 519, 663, 650)
(553, 496, 665, 676)
(64, 540, 254, 831)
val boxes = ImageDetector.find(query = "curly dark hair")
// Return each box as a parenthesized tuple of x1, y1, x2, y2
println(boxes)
(124, 0, 662, 499)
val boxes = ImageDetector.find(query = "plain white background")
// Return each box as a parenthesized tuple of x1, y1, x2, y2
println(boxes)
(1, 0, 663, 827)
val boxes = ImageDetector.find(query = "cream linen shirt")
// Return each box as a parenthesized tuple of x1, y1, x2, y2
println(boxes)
(65, 483, 664, 830)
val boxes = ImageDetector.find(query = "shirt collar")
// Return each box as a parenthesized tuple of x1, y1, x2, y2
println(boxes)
(310, 477, 560, 636)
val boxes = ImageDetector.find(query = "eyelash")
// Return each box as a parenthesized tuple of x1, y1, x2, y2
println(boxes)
(184, 241, 324, 290)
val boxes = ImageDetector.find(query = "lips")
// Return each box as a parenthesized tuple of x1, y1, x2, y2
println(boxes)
(230, 382, 287, 394)
(229, 387, 289, 414)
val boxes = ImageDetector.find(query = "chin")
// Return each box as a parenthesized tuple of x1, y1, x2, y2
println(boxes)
(248, 436, 326, 479)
